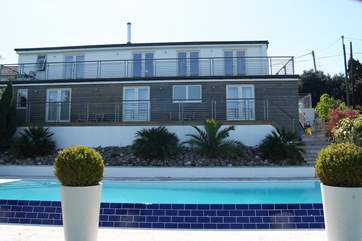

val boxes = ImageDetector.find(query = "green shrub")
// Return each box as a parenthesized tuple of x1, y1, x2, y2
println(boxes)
(132, 126, 180, 160)
(258, 129, 305, 165)
(12, 126, 56, 157)
(185, 119, 245, 158)
(332, 116, 362, 147)
(315, 143, 362, 187)
(54, 146, 104, 186)
(315, 93, 338, 121)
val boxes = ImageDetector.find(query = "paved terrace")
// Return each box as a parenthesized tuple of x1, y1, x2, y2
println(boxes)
(0, 224, 325, 241)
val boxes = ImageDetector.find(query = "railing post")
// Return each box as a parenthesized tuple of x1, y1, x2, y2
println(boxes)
(96, 61, 100, 78)
(291, 56, 295, 75)
(269, 57, 272, 75)
(45, 63, 49, 80)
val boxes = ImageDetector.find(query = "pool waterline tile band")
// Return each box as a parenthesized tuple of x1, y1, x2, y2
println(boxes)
(0, 200, 325, 229)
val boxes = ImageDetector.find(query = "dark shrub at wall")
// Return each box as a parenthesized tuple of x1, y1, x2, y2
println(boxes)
(316, 143, 362, 187)
(258, 129, 305, 165)
(12, 126, 56, 158)
(132, 126, 180, 160)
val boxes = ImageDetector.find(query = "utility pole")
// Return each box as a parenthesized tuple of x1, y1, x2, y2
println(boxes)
(349, 41, 356, 107)
(341, 35, 350, 106)
(311, 51, 317, 72)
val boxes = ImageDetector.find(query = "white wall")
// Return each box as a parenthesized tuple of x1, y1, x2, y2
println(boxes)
(31, 124, 275, 149)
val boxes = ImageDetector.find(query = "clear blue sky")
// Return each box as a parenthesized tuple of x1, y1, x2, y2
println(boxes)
(1, 0, 362, 75)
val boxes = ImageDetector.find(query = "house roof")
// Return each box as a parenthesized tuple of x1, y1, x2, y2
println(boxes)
(15, 40, 269, 52)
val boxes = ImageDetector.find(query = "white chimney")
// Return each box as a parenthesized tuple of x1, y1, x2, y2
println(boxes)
(127, 22, 131, 44)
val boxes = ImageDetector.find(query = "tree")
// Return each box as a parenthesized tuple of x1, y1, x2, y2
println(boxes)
(0, 80, 17, 148)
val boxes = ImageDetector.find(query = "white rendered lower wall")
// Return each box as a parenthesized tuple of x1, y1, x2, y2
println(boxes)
(19, 125, 276, 149)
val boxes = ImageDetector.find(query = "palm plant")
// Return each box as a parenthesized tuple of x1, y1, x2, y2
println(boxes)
(185, 119, 245, 158)
(132, 126, 180, 160)
(258, 128, 304, 165)
(12, 126, 56, 157)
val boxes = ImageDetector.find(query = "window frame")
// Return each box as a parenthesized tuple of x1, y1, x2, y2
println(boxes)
(223, 49, 247, 76)
(176, 50, 200, 77)
(172, 85, 202, 103)
(63, 54, 85, 79)
(226, 84, 255, 120)
(45, 88, 72, 123)
(36, 55, 47, 71)
(16, 89, 28, 109)
(122, 86, 150, 121)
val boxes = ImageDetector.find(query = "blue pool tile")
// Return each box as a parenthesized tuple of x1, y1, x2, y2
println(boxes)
(165, 210, 177, 216)
(257, 223, 270, 229)
(140, 210, 152, 215)
(236, 217, 249, 223)
(33, 207, 44, 212)
(10, 206, 21, 211)
(210, 217, 223, 223)
(51, 202, 61, 207)
(19, 218, 31, 224)
(54, 220, 63, 225)
(275, 216, 289, 223)
(204, 210, 217, 216)
(159, 216, 171, 222)
(217, 223, 230, 229)
(235, 204, 249, 210)
(139, 222, 152, 228)
(22, 206, 33, 212)
(171, 216, 184, 222)
(45, 207, 56, 213)
(164, 223, 177, 229)
(0, 217, 9, 223)
(134, 203, 147, 209)
(270, 223, 283, 229)
(122, 203, 135, 209)
(100, 203, 110, 208)
(26, 213, 37, 219)
(56, 208, 62, 213)
(300, 204, 313, 209)
(216, 210, 229, 216)
(9, 218, 19, 223)
(197, 204, 210, 210)
(113, 222, 126, 227)
(178, 223, 190, 229)
(309, 223, 323, 229)
(248, 204, 261, 210)
(15, 212, 26, 218)
(100, 215, 108, 221)
(204, 223, 217, 229)
(262, 217, 275, 223)
(42, 219, 54, 225)
(313, 204, 323, 209)
(110, 203, 122, 209)
(244, 223, 257, 229)
(289, 216, 301, 223)
(191, 210, 203, 216)
(109, 216, 120, 222)
(17, 200, 29, 205)
(40, 201, 51, 206)
(103, 209, 115, 215)
(116, 209, 127, 215)
(296, 223, 309, 229)
(230, 224, 243, 229)
(222, 204, 235, 210)
(153, 210, 165, 216)
(229, 211, 243, 216)
(126, 222, 139, 228)
(268, 210, 282, 216)
(0, 205, 11, 211)
(250, 217, 263, 223)
(31, 219, 42, 224)
(178, 210, 190, 216)
(191, 223, 203, 229)
(159, 204, 172, 209)
(7, 200, 18, 205)
(198, 217, 210, 223)
(147, 204, 159, 209)
(308, 210, 320, 216)
(223, 217, 236, 223)
(146, 216, 158, 222)
(152, 223, 165, 228)
(210, 204, 223, 210)
(302, 216, 315, 223)
(120, 216, 133, 222)
(275, 204, 287, 209)
(184, 204, 197, 209)
(171, 204, 184, 210)
(295, 210, 307, 215)
(262, 204, 274, 210)
(185, 217, 197, 223)
(243, 210, 255, 216)
(101, 221, 114, 227)
(283, 223, 296, 229)
(287, 204, 300, 210)
(128, 209, 140, 215)
(315, 216, 324, 223)
(0, 200, 7, 205)
(134, 216, 146, 222)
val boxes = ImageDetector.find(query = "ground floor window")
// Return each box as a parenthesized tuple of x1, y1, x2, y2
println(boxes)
(16, 89, 28, 109)
(46, 88, 71, 122)
(172, 85, 201, 103)
(123, 86, 150, 121)
(226, 85, 255, 120)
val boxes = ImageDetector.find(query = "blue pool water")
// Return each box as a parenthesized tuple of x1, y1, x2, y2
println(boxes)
(0, 179, 321, 204)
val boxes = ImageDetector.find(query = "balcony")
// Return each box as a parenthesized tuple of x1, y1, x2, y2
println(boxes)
(1, 56, 295, 81)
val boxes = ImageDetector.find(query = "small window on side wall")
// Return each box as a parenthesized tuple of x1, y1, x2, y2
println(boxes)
(17, 89, 28, 109)
(36, 55, 47, 71)
(173, 85, 201, 103)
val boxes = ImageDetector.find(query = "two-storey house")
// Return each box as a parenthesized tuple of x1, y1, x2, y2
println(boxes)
(0, 38, 299, 148)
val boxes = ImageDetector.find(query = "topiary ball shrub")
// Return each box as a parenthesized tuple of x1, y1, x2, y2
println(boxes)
(54, 146, 104, 186)
(315, 143, 362, 187)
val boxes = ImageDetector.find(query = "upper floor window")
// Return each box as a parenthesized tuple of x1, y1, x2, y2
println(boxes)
(224, 50, 246, 76)
(133, 53, 154, 78)
(16, 89, 28, 109)
(36, 55, 47, 71)
(64, 55, 85, 79)
(173, 85, 201, 103)
(177, 51, 199, 77)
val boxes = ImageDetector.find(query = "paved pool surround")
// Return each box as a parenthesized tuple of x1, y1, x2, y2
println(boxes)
(0, 200, 324, 229)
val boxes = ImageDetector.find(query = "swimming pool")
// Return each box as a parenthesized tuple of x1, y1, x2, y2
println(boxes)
(0, 179, 324, 229)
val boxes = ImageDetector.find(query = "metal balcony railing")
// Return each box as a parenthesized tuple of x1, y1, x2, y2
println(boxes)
(16, 98, 300, 132)
(1, 56, 294, 81)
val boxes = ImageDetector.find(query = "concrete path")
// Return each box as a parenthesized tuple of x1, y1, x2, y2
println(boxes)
(0, 224, 326, 241)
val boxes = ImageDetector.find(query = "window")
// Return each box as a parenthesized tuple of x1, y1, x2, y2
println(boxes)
(123, 87, 150, 121)
(173, 85, 201, 103)
(64, 55, 84, 79)
(145, 53, 154, 77)
(46, 89, 71, 122)
(224, 50, 247, 76)
(226, 85, 255, 120)
(36, 56, 47, 71)
(236, 51, 246, 75)
(133, 53, 142, 77)
(177, 51, 199, 76)
(224, 51, 234, 76)
(16, 89, 28, 109)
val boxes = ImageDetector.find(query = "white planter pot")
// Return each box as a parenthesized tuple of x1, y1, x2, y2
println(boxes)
(61, 184, 102, 241)
(321, 184, 362, 241)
